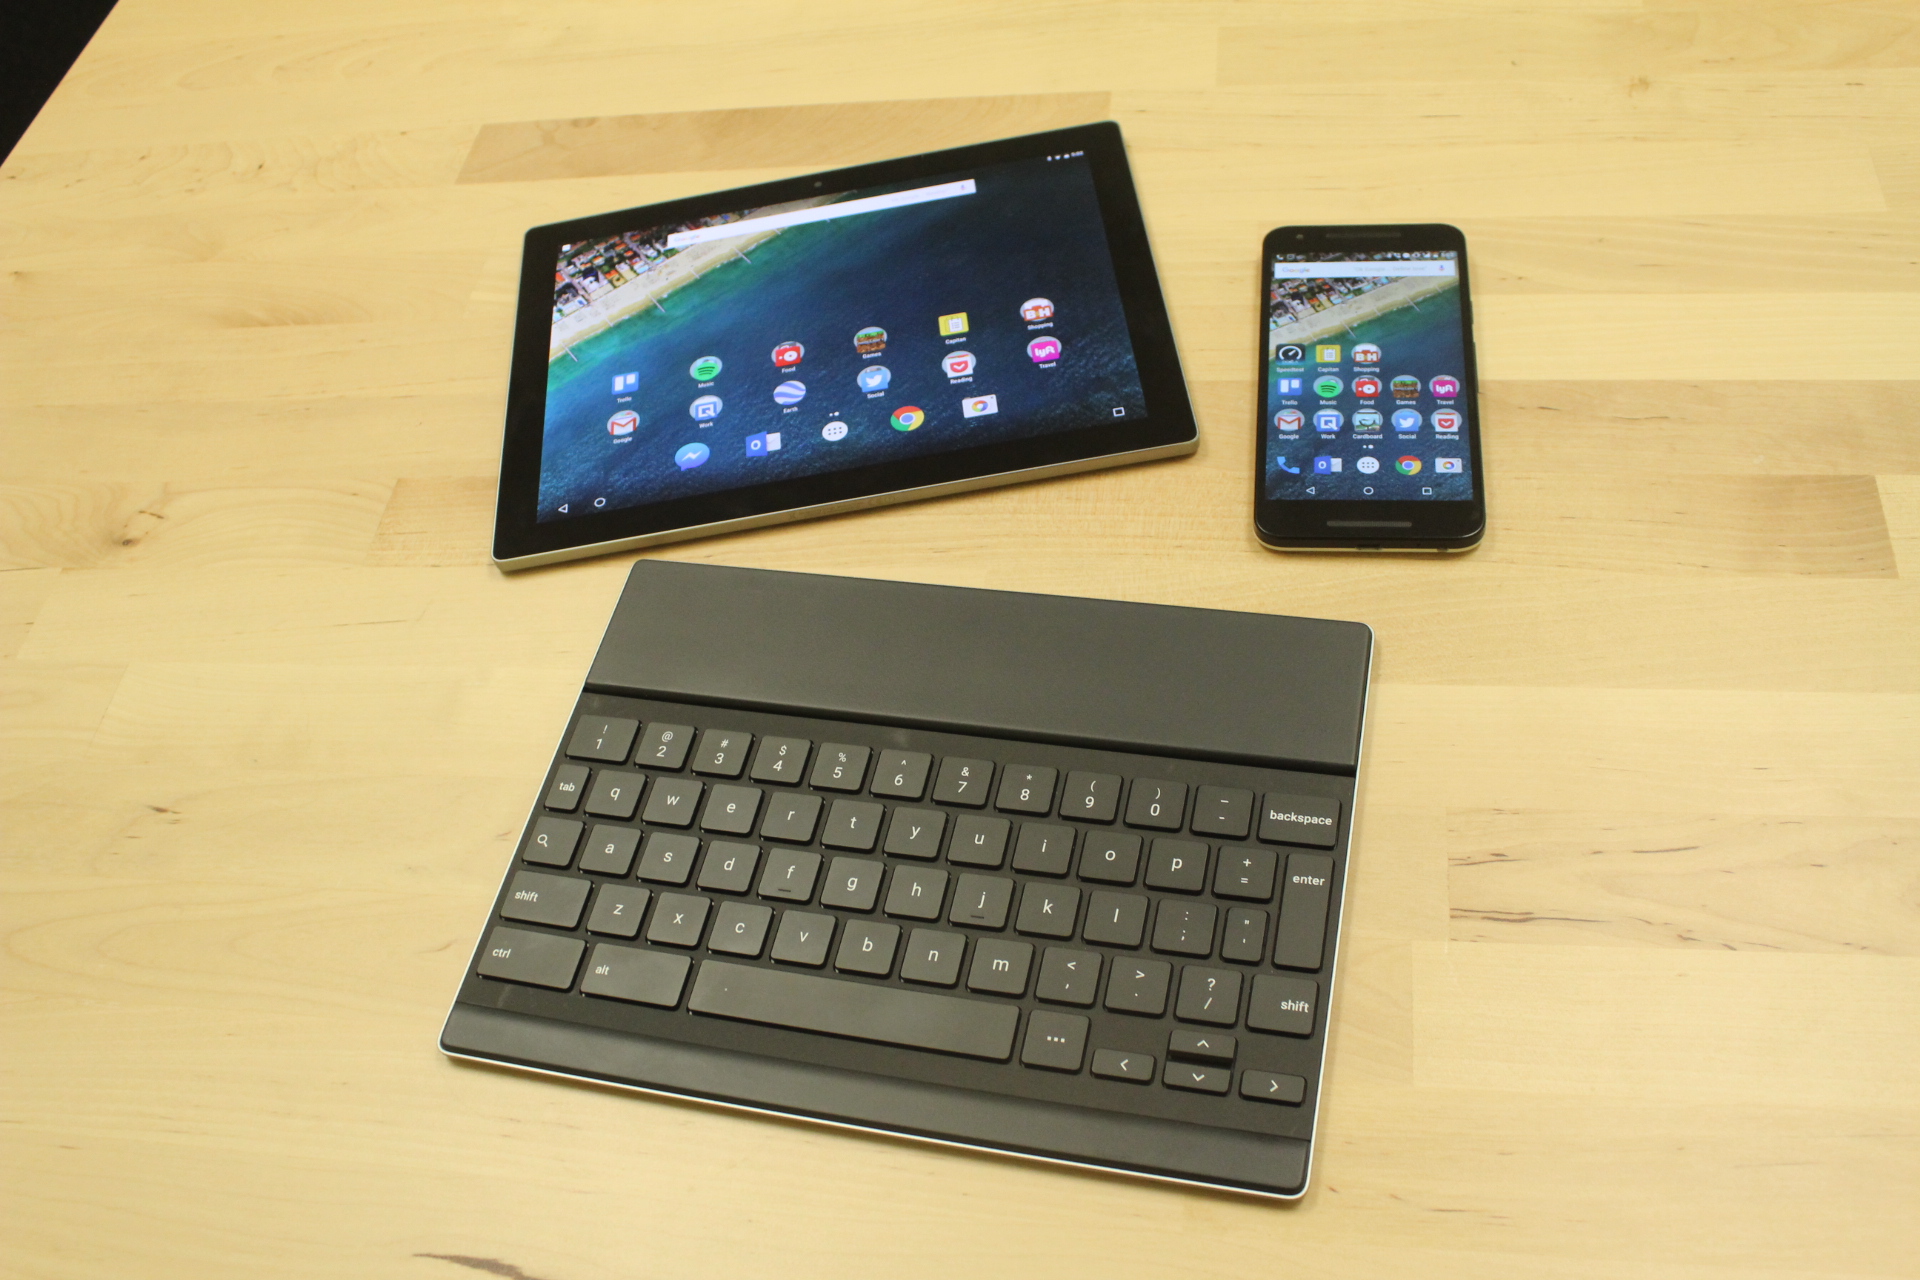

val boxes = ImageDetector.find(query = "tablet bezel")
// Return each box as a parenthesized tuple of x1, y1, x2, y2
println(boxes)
(490, 122, 1197, 568)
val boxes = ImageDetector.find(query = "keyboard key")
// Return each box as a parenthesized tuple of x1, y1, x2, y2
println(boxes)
(966, 939, 1033, 995)
(478, 926, 583, 989)
(947, 814, 1010, 867)
(835, 920, 900, 976)
(770, 910, 835, 966)
(1214, 846, 1277, 901)
(637, 832, 698, 885)
(1012, 823, 1075, 876)
(708, 901, 773, 957)
(933, 757, 993, 807)
(586, 884, 649, 938)
(948, 874, 1013, 928)
(1164, 1061, 1230, 1094)
(1151, 901, 1217, 957)
(1015, 883, 1079, 938)
(1274, 853, 1335, 970)
(820, 857, 882, 911)
(884, 867, 948, 920)
(1125, 778, 1186, 831)
(1242, 1070, 1307, 1105)
(1021, 1010, 1088, 1072)
(641, 778, 702, 827)
(545, 764, 588, 811)
(579, 825, 640, 876)
(696, 840, 760, 894)
(701, 784, 762, 835)
(1145, 839, 1208, 893)
(584, 770, 646, 820)
(567, 715, 638, 763)
(882, 807, 946, 860)
(1079, 832, 1142, 884)
(692, 729, 753, 777)
(871, 750, 932, 799)
(822, 799, 884, 850)
(757, 849, 821, 902)
(810, 743, 871, 792)
(758, 792, 821, 843)
(1221, 908, 1268, 964)
(900, 928, 966, 986)
(996, 765, 1057, 815)
(749, 736, 810, 785)
(1090, 1048, 1154, 1083)
(523, 817, 582, 867)
(1104, 958, 1171, 1016)
(1082, 891, 1147, 948)
(1035, 947, 1101, 1006)
(646, 893, 710, 947)
(1247, 974, 1318, 1037)
(581, 943, 689, 1007)
(1168, 1028, 1236, 1064)
(1175, 966, 1242, 1026)
(1059, 771, 1120, 823)
(501, 870, 590, 929)
(1191, 785, 1253, 839)
(689, 959, 1017, 1061)
(636, 722, 693, 770)
(1260, 793, 1341, 848)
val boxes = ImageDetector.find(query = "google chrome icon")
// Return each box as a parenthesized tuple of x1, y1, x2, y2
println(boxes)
(1395, 456, 1422, 475)
(890, 405, 925, 432)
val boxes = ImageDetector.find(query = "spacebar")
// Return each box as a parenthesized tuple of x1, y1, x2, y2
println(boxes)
(688, 961, 1019, 1061)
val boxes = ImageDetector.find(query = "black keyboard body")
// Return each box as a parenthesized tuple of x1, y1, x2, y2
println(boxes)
(443, 562, 1371, 1199)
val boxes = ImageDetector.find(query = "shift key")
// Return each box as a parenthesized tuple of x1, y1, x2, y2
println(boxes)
(476, 926, 583, 989)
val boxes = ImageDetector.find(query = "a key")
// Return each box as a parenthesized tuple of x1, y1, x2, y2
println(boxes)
(691, 729, 753, 777)
(809, 743, 871, 792)
(1163, 1062, 1231, 1094)
(1144, 839, 1208, 893)
(545, 764, 588, 811)
(695, 840, 760, 894)
(947, 814, 1010, 867)
(947, 874, 1013, 928)
(995, 765, 1057, 815)
(749, 736, 810, 785)
(585, 884, 649, 938)
(834, 920, 901, 976)
(757, 849, 822, 902)
(819, 857, 883, 912)
(1079, 832, 1142, 884)
(522, 817, 582, 868)
(821, 799, 884, 850)
(707, 901, 773, 957)
(1125, 778, 1187, 831)
(1059, 771, 1120, 823)
(578, 825, 640, 876)
(580, 943, 689, 1007)
(1081, 891, 1147, 948)
(1168, 1028, 1236, 1064)
(1174, 966, 1242, 1026)
(871, 750, 932, 799)
(500, 871, 590, 930)
(1015, 883, 1079, 938)
(477, 926, 582, 989)
(1191, 785, 1253, 839)
(884, 867, 948, 920)
(758, 792, 821, 843)
(1035, 947, 1101, 1006)
(1246, 974, 1318, 1037)
(932, 757, 993, 807)
(966, 939, 1033, 995)
(584, 770, 646, 820)
(1221, 908, 1268, 964)
(1151, 901, 1217, 957)
(1090, 1048, 1155, 1083)
(1011, 823, 1075, 876)
(1214, 846, 1277, 901)
(1103, 958, 1172, 1016)
(636, 722, 694, 770)
(646, 893, 710, 948)
(882, 807, 946, 859)
(769, 910, 835, 967)
(1260, 793, 1341, 848)
(700, 784, 761, 835)
(567, 715, 638, 763)
(899, 928, 966, 986)
(1241, 1070, 1307, 1105)
(641, 778, 702, 827)
(637, 832, 698, 885)
(688, 960, 1016, 1060)
(1021, 1010, 1089, 1072)
(1274, 853, 1335, 970)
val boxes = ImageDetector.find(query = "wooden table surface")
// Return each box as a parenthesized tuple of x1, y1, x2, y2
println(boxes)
(5, 2, 1918, 1276)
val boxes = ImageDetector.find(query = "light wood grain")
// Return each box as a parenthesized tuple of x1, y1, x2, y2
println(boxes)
(3, 1, 1917, 1278)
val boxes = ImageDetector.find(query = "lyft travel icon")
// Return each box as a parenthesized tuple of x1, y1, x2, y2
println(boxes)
(1027, 336, 1062, 363)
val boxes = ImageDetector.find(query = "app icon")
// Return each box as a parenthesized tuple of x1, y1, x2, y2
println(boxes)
(674, 442, 710, 470)
(745, 432, 783, 456)
(1276, 456, 1301, 475)
(1432, 408, 1462, 432)
(1390, 375, 1421, 398)
(612, 372, 638, 395)
(942, 350, 977, 378)
(1274, 409, 1305, 431)
(1313, 409, 1343, 432)
(854, 326, 887, 354)
(1313, 375, 1344, 397)
(1315, 344, 1342, 363)
(1027, 336, 1063, 363)
(1396, 456, 1422, 475)
(1356, 456, 1380, 474)
(689, 395, 723, 421)
(1392, 408, 1423, 431)
(688, 355, 723, 382)
(1352, 409, 1384, 430)
(1276, 344, 1305, 362)
(607, 410, 638, 437)
(1020, 297, 1054, 322)
(857, 365, 892, 392)
(773, 380, 806, 405)
(1352, 375, 1382, 398)
(1431, 374, 1461, 397)
(1436, 457, 1463, 474)
(1352, 343, 1381, 364)
(771, 341, 804, 367)
(822, 421, 849, 442)
(1312, 456, 1342, 474)
(938, 312, 970, 336)
(1277, 376, 1303, 396)
(890, 405, 926, 431)
(962, 394, 998, 418)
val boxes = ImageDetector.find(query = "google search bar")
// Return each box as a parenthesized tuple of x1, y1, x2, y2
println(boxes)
(667, 180, 977, 248)
(1273, 261, 1457, 278)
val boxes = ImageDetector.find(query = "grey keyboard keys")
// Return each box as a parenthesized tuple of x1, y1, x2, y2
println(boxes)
(545, 764, 588, 811)
(642, 777, 702, 827)
(1091, 1048, 1154, 1083)
(996, 765, 1056, 815)
(884, 867, 948, 920)
(586, 884, 649, 938)
(749, 736, 810, 784)
(701, 784, 762, 835)
(692, 729, 753, 777)
(810, 743, 870, 792)
(882, 807, 946, 859)
(1260, 793, 1341, 847)
(900, 928, 966, 986)
(1214, 846, 1277, 901)
(758, 849, 821, 902)
(696, 840, 760, 894)
(646, 893, 710, 947)
(948, 874, 1013, 928)
(822, 799, 884, 850)
(567, 715, 637, 762)
(1035, 947, 1101, 1006)
(584, 770, 645, 819)
(637, 722, 693, 770)
(1191, 785, 1253, 839)
(708, 901, 772, 957)
(966, 939, 1033, 995)
(835, 920, 900, 976)
(1221, 908, 1268, 963)
(638, 832, 699, 885)
(1152, 901, 1217, 957)
(932, 757, 993, 807)
(1125, 778, 1186, 830)
(1164, 1061, 1231, 1094)
(1242, 1070, 1307, 1105)
(1015, 883, 1079, 938)
(1145, 838, 1208, 893)
(523, 817, 581, 867)
(1168, 1028, 1236, 1064)
(1012, 823, 1075, 876)
(1104, 958, 1171, 1016)
(1082, 891, 1147, 947)
(759, 791, 821, 843)
(579, 825, 640, 876)
(1080, 832, 1142, 884)
(477, 926, 583, 989)
(1021, 1010, 1088, 1072)
(947, 814, 1010, 867)
(1274, 853, 1335, 970)
(820, 857, 883, 911)
(770, 910, 835, 966)
(1059, 771, 1119, 823)
(581, 943, 690, 1007)
(871, 750, 932, 799)
(1247, 974, 1318, 1036)
(688, 959, 1017, 1061)
(1175, 966, 1242, 1025)
(501, 870, 590, 929)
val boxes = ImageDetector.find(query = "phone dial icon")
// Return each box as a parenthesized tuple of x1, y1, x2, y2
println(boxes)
(1277, 456, 1301, 475)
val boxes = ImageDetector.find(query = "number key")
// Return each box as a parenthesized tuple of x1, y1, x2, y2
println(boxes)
(871, 750, 932, 799)
(692, 729, 753, 777)
(567, 715, 637, 763)
(1059, 771, 1120, 822)
(637, 722, 693, 769)
(750, 736, 811, 785)
(1125, 778, 1187, 831)
(933, 757, 993, 807)
(810, 743, 871, 792)
(995, 765, 1056, 815)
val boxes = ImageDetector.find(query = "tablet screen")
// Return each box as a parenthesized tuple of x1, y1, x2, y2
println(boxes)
(537, 151, 1146, 521)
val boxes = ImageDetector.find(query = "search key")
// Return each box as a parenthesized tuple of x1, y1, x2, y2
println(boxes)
(523, 816, 583, 868)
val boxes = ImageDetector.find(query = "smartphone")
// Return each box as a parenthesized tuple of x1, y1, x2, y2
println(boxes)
(1254, 223, 1485, 551)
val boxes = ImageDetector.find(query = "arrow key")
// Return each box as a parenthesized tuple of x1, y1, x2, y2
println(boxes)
(1163, 1061, 1231, 1094)
(1240, 1070, 1307, 1105)
(1168, 1029, 1237, 1066)
(1090, 1048, 1155, 1083)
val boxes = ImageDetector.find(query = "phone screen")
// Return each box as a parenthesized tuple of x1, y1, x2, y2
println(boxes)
(1263, 250, 1473, 501)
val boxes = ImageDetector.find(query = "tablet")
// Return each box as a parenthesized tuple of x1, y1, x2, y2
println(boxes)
(490, 122, 1198, 568)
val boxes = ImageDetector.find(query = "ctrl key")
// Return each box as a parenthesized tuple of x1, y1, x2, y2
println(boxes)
(476, 926, 583, 990)
(580, 944, 692, 1008)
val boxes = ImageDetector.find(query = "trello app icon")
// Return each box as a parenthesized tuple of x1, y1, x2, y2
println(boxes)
(612, 372, 638, 394)
(1276, 376, 1303, 396)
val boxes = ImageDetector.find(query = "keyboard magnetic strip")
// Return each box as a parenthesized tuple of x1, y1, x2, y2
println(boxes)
(461, 694, 1350, 1137)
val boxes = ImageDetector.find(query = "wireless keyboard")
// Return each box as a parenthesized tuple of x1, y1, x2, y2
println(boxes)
(442, 562, 1371, 1198)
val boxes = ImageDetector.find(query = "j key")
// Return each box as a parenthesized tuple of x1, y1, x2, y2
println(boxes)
(1125, 778, 1187, 831)
(580, 943, 689, 1007)
(500, 871, 590, 930)
(1015, 883, 1079, 939)
(885, 867, 948, 921)
(522, 817, 582, 868)
(759, 792, 821, 843)
(701, 784, 762, 835)
(996, 765, 1057, 815)
(1260, 793, 1341, 848)
(1080, 832, 1142, 884)
(1021, 1010, 1089, 1072)
(1174, 966, 1242, 1026)
(757, 849, 822, 902)
(692, 729, 753, 777)
(1012, 823, 1075, 876)
(636, 722, 693, 770)
(966, 939, 1033, 996)
(688, 959, 1017, 1061)
(586, 884, 649, 938)
(1191, 785, 1253, 839)
(882, 807, 946, 860)
(1090, 1048, 1154, 1083)
(545, 764, 588, 811)
(1104, 958, 1172, 1016)
(1274, 853, 1335, 970)
(809, 743, 871, 792)
(1247, 974, 1318, 1037)
(1035, 947, 1101, 1006)
(1059, 771, 1120, 823)
(1144, 839, 1208, 893)
(947, 874, 1013, 928)
(835, 920, 900, 976)
(1214, 846, 1277, 901)
(871, 750, 932, 799)
(1082, 891, 1147, 948)
(1151, 901, 1217, 957)
(708, 901, 772, 957)
(822, 799, 884, 851)
(1164, 1062, 1231, 1095)
(567, 715, 637, 763)
(478, 926, 583, 989)
(769, 910, 835, 967)
(947, 815, 1010, 868)
(638, 832, 698, 885)
(899, 928, 966, 986)
(642, 778, 702, 827)
(646, 893, 710, 948)
(1242, 1070, 1307, 1105)
(584, 770, 645, 820)
(1221, 908, 1268, 964)
(820, 857, 883, 912)
(749, 736, 810, 785)
(579, 825, 640, 876)
(696, 840, 760, 894)
(933, 757, 993, 807)
(1168, 1028, 1237, 1065)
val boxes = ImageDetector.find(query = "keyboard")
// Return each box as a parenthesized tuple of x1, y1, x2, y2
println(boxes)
(443, 562, 1371, 1198)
